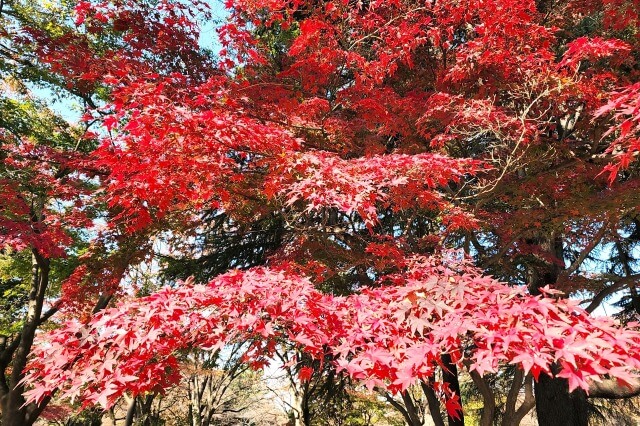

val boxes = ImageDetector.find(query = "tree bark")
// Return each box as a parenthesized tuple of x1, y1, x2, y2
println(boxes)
(525, 233, 590, 426)
(420, 380, 445, 426)
(400, 390, 425, 426)
(441, 353, 464, 426)
(468, 369, 495, 426)
(502, 371, 535, 426)
(190, 375, 204, 426)
(124, 396, 137, 426)
(0, 249, 50, 426)
(381, 391, 422, 426)
(535, 369, 589, 426)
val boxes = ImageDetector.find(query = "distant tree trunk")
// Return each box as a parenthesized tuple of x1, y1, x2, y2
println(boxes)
(189, 375, 204, 426)
(291, 379, 311, 426)
(292, 390, 305, 426)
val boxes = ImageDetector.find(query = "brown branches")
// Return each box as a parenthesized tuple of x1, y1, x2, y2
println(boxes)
(589, 378, 640, 399)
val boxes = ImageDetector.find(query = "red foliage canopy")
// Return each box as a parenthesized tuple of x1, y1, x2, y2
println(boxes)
(23, 256, 640, 417)
(12, 0, 640, 420)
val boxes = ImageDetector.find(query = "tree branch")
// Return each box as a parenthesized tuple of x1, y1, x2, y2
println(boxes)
(93, 293, 114, 314)
(0, 333, 21, 370)
(585, 274, 640, 313)
(38, 304, 59, 326)
(563, 219, 610, 277)
(481, 232, 523, 268)
(589, 377, 640, 399)
(469, 369, 495, 426)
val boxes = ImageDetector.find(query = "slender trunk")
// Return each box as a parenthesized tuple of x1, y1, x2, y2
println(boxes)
(381, 390, 422, 426)
(400, 390, 424, 426)
(190, 376, 203, 426)
(441, 353, 464, 426)
(0, 250, 50, 426)
(292, 389, 305, 426)
(107, 408, 117, 426)
(124, 396, 137, 426)
(301, 380, 311, 426)
(502, 368, 524, 426)
(421, 380, 445, 426)
(502, 370, 535, 426)
(139, 394, 155, 426)
(468, 370, 495, 426)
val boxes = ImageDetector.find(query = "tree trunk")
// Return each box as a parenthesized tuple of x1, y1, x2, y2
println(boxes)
(0, 250, 50, 426)
(400, 390, 425, 426)
(292, 390, 305, 426)
(124, 396, 137, 426)
(502, 370, 535, 426)
(441, 353, 464, 426)
(421, 380, 446, 426)
(535, 370, 588, 426)
(139, 394, 155, 426)
(380, 390, 423, 426)
(527, 233, 590, 426)
(468, 369, 495, 426)
(190, 376, 203, 426)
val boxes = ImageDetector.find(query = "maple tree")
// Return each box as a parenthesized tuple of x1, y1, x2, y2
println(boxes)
(21, 257, 640, 421)
(0, 0, 214, 424)
(2, 0, 640, 425)
(0, 2, 100, 424)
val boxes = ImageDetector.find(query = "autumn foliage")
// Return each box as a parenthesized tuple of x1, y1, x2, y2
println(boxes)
(23, 256, 640, 417)
(2, 0, 640, 424)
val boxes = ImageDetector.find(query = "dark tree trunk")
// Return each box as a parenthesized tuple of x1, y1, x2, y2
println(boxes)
(124, 397, 137, 426)
(441, 353, 464, 426)
(0, 249, 50, 426)
(527, 233, 590, 426)
(301, 380, 311, 426)
(421, 380, 446, 426)
(535, 369, 589, 426)
(1, 392, 29, 426)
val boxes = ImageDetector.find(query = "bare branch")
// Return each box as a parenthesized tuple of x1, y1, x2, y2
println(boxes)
(589, 377, 640, 399)
(585, 274, 640, 313)
(564, 219, 611, 277)
(466, 369, 494, 426)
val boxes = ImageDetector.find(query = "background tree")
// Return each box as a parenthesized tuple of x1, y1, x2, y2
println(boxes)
(0, 0, 214, 423)
(0, 1, 97, 422)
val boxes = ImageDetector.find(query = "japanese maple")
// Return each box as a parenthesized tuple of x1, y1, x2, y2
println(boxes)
(22, 256, 640, 420)
(0, 0, 215, 424)
(7, 0, 640, 425)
